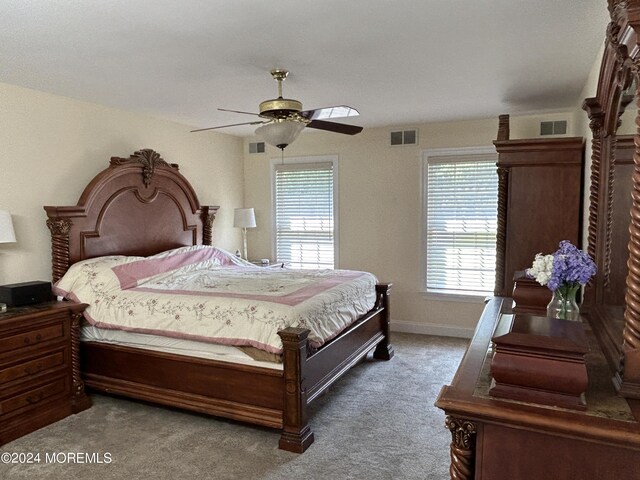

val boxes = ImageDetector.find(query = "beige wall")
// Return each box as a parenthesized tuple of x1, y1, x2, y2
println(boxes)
(0, 82, 244, 285)
(243, 112, 578, 336)
(0, 75, 601, 337)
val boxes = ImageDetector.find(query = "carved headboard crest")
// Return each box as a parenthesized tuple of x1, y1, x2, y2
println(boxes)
(110, 148, 179, 188)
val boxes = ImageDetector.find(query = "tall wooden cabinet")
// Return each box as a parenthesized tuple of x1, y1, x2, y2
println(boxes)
(493, 115, 584, 297)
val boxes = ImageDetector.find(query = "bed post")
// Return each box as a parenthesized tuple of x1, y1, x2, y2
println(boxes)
(278, 327, 314, 453)
(200, 205, 219, 246)
(373, 283, 395, 360)
(46, 217, 72, 283)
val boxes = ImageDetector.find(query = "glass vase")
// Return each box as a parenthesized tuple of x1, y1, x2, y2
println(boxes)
(546, 284, 581, 321)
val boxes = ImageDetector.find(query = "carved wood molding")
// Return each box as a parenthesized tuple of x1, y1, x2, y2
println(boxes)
(617, 0, 640, 396)
(605, 134, 618, 289)
(494, 166, 509, 296)
(591, 0, 640, 397)
(68, 307, 91, 413)
(624, 91, 640, 353)
(445, 416, 477, 480)
(71, 312, 86, 395)
(110, 148, 179, 188)
(46, 218, 72, 284)
(200, 206, 219, 246)
(497, 114, 510, 141)
(584, 51, 632, 297)
(584, 100, 604, 293)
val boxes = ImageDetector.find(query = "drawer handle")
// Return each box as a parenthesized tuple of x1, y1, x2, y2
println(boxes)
(26, 392, 45, 404)
(22, 334, 43, 345)
(24, 363, 44, 375)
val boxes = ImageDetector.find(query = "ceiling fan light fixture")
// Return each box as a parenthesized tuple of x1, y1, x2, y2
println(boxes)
(255, 120, 306, 150)
(192, 69, 362, 137)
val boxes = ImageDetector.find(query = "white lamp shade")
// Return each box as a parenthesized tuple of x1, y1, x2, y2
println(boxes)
(255, 120, 306, 149)
(0, 210, 16, 243)
(233, 208, 256, 228)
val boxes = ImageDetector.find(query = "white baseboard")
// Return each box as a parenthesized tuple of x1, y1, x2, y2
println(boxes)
(390, 319, 474, 339)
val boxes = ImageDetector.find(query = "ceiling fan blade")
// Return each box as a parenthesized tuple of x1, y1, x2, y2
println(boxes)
(307, 119, 363, 135)
(300, 105, 360, 121)
(190, 120, 267, 133)
(218, 108, 261, 116)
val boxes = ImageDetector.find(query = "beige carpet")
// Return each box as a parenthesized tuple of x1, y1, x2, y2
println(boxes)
(0, 333, 468, 480)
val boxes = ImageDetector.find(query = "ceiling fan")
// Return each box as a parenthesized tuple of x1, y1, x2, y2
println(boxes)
(191, 69, 363, 150)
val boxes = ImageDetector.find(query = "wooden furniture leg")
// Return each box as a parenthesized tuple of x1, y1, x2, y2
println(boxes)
(373, 284, 394, 360)
(278, 327, 314, 453)
(445, 416, 477, 480)
(70, 310, 92, 413)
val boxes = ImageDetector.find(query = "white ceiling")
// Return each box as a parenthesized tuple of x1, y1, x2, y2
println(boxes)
(0, 1, 609, 137)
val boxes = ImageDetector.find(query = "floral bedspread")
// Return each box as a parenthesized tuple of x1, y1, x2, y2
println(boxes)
(54, 246, 377, 354)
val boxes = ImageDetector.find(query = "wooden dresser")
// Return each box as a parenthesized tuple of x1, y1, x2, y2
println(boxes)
(435, 298, 640, 480)
(0, 301, 90, 445)
(435, 3, 640, 477)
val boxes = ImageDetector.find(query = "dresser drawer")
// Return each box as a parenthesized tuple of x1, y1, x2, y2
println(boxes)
(0, 319, 67, 355)
(0, 302, 88, 445)
(0, 349, 67, 385)
(0, 376, 69, 416)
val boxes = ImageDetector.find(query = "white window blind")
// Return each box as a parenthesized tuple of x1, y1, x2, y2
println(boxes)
(424, 151, 498, 295)
(274, 162, 335, 269)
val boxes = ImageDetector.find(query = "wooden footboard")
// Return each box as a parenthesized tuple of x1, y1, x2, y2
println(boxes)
(80, 283, 393, 453)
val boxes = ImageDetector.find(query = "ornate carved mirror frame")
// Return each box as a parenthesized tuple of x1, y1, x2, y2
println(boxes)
(584, 0, 640, 398)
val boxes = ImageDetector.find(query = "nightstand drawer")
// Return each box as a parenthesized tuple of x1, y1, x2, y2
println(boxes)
(0, 376, 69, 416)
(0, 350, 66, 385)
(0, 321, 66, 354)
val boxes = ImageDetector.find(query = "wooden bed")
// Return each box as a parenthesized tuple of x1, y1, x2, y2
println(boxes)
(44, 148, 393, 452)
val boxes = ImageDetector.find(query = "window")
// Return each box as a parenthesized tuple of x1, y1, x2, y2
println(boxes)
(423, 147, 498, 296)
(273, 157, 338, 269)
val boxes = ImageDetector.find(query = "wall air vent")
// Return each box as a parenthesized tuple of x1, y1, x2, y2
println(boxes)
(249, 142, 266, 154)
(540, 120, 568, 136)
(390, 129, 418, 146)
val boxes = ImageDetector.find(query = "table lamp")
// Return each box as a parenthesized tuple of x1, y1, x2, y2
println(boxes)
(0, 210, 16, 244)
(0, 210, 16, 311)
(233, 208, 256, 260)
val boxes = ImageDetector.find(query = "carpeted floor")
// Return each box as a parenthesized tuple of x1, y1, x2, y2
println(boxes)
(1, 333, 468, 480)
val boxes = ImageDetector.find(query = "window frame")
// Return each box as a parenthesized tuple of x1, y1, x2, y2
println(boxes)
(270, 155, 340, 268)
(421, 146, 498, 301)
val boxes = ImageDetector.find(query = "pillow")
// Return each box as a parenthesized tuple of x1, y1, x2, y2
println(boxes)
(53, 255, 142, 299)
(111, 245, 252, 289)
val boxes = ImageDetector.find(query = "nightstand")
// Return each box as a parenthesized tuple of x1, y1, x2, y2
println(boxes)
(0, 301, 90, 445)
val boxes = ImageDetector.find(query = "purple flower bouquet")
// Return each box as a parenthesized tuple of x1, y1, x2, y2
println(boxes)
(527, 240, 597, 320)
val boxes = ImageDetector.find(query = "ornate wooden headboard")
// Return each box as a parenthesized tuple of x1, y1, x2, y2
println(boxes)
(44, 148, 219, 283)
